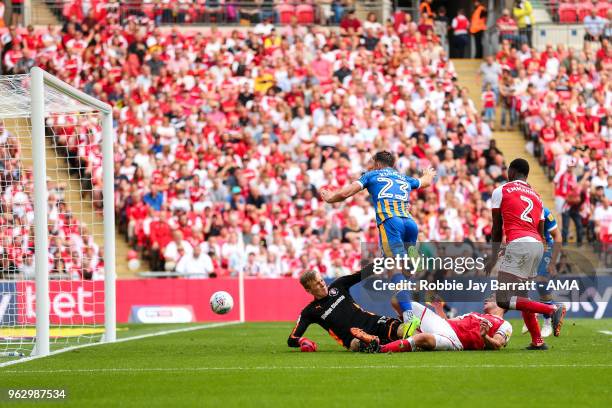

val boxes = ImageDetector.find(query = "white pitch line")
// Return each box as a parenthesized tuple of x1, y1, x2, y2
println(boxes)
(3, 363, 612, 374)
(0, 321, 241, 369)
(598, 330, 612, 336)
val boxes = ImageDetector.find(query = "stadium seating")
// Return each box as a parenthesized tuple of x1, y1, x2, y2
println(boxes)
(577, 1, 594, 21)
(277, 4, 296, 24)
(1, 7, 504, 277)
(3, 2, 608, 278)
(296, 4, 315, 25)
(596, 1, 611, 17)
(0, 125, 104, 279)
(557, 0, 610, 22)
(558, 1, 579, 23)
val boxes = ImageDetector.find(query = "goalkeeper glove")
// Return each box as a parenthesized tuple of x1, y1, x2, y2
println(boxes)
(299, 337, 318, 352)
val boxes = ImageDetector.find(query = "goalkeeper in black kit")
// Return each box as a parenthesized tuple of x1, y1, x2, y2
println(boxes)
(287, 269, 409, 352)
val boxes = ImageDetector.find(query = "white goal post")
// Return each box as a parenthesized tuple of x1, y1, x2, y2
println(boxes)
(0, 67, 116, 358)
(31, 67, 116, 356)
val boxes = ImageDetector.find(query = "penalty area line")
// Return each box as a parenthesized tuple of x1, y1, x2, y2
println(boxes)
(0, 321, 242, 369)
(4, 363, 612, 374)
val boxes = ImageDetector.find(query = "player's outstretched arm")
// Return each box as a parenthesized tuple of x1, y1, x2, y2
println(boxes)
(538, 219, 545, 242)
(487, 209, 504, 275)
(417, 167, 437, 189)
(320, 181, 363, 203)
(333, 262, 377, 291)
(287, 314, 317, 352)
(483, 333, 507, 350)
(548, 226, 562, 276)
(480, 321, 507, 350)
(488, 185, 504, 275)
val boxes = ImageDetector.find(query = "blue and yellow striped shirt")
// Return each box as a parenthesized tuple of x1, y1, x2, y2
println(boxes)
(357, 168, 420, 225)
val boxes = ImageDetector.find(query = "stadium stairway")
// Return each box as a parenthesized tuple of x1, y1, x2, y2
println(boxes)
(31, 0, 61, 26)
(453, 59, 599, 266)
(452, 59, 555, 209)
(8, 118, 142, 277)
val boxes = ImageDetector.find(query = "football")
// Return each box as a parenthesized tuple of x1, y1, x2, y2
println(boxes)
(210, 291, 234, 315)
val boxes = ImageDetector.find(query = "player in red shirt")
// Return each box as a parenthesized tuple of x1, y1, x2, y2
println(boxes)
(489, 159, 566, 350)
(353, 298, 512, 352)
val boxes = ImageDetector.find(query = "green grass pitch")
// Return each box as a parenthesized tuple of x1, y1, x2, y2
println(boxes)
(0, 319, 611, 407)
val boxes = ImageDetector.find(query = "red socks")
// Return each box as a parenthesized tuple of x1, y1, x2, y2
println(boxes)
(380, 339, 413, 353)
(522, 311, 543, 346)
(513, 297, 556, 315)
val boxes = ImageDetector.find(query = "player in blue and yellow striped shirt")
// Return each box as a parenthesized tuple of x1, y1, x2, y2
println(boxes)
(321, 151, 436, 335)
(357, 166, 421, 255)
(321, 151, 435, 255)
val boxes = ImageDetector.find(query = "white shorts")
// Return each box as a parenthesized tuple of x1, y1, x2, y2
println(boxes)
(411, 302, 463, 351)
(499, 236, 544, 279)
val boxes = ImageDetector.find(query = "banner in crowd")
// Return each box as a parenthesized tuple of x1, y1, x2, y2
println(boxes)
(115, 278, 311, 322)
(0, 279, 310, 324)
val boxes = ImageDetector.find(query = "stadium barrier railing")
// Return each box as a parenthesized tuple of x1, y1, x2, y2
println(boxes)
(484, 22, 600, 54)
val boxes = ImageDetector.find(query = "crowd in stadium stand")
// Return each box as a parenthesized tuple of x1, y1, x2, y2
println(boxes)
(480, 34, 611, 247)
(556, 0, 611, 24)
(49, 0, 343, 26)
(0, 121, 105, 279)
(0, 1, 609, 279)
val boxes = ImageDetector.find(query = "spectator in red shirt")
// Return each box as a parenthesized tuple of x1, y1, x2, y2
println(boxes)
(451, 9, 470, 58)
(496, 8, 519, 46)
(340, 9, 362, 36)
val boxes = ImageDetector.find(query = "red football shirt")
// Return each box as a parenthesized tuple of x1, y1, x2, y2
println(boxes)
(554, 172, 577, 198)
(540, 126, 556, 143)
(448, 312, 512, 350)
(491, 180, 544, 242)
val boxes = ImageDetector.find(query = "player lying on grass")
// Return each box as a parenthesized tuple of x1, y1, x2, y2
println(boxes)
(288, 269, 412, 352)
(352, 297, 513, 352)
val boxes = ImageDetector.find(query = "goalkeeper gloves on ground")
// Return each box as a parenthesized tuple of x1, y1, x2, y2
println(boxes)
(299, 337, 318, 352)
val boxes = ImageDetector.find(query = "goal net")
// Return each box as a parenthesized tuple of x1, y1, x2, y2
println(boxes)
(0, 68, 115, 361)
